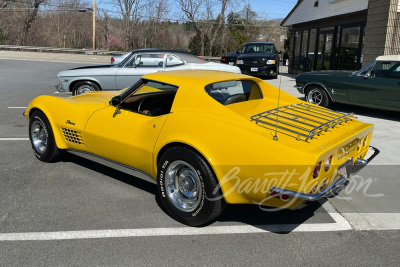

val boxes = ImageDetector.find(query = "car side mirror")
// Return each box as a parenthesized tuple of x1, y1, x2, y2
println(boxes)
(111, 95, 121, 106)
(277, 50, 282, 54)
(364, 71, 374, 79)
(111, 96, 122, 117)
(236, 50, 240, 54)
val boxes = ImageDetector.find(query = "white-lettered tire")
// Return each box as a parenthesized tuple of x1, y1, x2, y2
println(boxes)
(72, 81, 100, 96)
(29, 111, 63, 162)
(157, 146, 225, 226)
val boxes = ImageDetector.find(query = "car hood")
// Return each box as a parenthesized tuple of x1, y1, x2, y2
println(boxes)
(65, 90, 122, 104)
(57, 65, 118, 78)
(70, 64, 115, 70)
(299, 70, 354, 77)
(237, 53, 275, 60)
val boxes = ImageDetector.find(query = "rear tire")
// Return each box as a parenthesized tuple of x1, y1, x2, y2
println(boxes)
(157, 146, 225, 226)
(29, 111, 63, 162)
(305, 86, 331, 107)
(72, 81, 100, 96)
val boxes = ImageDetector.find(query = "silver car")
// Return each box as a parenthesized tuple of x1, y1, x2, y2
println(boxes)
(56, 49, 242, 95)
(110, 51, 131, 65)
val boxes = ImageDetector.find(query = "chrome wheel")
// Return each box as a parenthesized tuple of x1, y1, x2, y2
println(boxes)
(307, 88, 323, 105)
(31, 121, 47, 154)
(76, 84, 94, 95)
(165, 160, 203, 212)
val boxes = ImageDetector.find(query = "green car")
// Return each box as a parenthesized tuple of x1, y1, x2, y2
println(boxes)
(295, 55, 400, 112)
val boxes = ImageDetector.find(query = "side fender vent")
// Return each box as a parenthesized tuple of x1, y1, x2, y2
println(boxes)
(61, 128, 86, 146)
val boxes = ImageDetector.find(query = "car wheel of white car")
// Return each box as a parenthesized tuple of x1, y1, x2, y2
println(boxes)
(306, 86, 331, 107)
(29, 111, 63, 162)
(72, 81, 100, 96)
(157, 146, 226, 226)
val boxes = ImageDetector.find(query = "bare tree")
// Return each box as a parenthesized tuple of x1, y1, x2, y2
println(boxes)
(113, 0, 142, 50)
(177, 0, 208, 55)
(143, 0, 168, 48)
(21, 0, 46, 45)
(207, 0, 229, 56)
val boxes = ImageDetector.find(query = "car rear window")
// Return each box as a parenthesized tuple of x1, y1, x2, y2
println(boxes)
(175, 52, 207, 64)
(205, 80, 262, 105)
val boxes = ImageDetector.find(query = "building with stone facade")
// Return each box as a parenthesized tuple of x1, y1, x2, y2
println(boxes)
(281, 0, 400, 74)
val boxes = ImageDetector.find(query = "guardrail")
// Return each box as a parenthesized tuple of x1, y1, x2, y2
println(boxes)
(0, 45, 126, 56)
(0, 45, 221, 61)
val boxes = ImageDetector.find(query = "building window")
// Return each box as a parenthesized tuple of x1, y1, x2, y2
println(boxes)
(316, 27, 334, 70)
(300, 30, 309, 71)
(292, 31, 301, 69)
(307, 29, 317, 71)
(338, 26, 361, 70)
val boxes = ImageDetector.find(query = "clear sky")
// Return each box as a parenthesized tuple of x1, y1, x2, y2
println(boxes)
(96, 0, 297, 21)
(248, 0, 297, 20)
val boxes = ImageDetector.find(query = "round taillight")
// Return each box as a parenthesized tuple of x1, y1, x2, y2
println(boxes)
(313, 161, 322, 178)
(111, 57, 115, 63)
(324, 155, 332, 172)
(363, 135, 368, 147)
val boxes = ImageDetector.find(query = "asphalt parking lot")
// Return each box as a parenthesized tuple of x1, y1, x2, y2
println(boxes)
(0, 51, 399, 266)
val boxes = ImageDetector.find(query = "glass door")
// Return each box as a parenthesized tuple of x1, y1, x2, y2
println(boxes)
(316, 28, 334, 70)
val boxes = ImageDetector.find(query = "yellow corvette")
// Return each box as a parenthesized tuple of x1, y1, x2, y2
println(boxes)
(24, 70, 378, 226)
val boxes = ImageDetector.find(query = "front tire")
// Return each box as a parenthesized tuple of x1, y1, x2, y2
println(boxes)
(157, 147, 225, 226)
(305, 86, 331, 107)
(72, 81, 100, 96)
(29, 111, 63, 162)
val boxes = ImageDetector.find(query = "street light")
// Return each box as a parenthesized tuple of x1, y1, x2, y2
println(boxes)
(77, 5, 95, 50)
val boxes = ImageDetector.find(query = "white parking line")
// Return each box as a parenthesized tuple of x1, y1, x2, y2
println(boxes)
(0, 138, 29, 141)
(0, 201, 352, 241)
(8, 107, 27, 109)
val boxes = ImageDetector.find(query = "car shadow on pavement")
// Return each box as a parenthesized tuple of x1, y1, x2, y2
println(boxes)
(328, 103, 400, 122)
(62, 152, 157, 196)
(62, 153, 332, 231)
(278, 72, 297, 80)
(210, 199, 330, 233)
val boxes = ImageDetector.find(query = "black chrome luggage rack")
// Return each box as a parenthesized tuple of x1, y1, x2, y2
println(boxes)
(251, 103, 354, 141)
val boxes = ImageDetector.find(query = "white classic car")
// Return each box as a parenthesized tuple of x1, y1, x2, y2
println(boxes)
(55, 49, 242, 95)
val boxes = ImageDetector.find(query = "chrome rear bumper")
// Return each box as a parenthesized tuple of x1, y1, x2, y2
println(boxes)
(271, 146, 379, 201)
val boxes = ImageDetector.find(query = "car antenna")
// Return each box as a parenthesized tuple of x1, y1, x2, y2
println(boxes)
(273, 58, 283, 141)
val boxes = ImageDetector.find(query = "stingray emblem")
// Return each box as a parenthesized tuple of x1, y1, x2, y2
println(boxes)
(65, 120, 75, 126)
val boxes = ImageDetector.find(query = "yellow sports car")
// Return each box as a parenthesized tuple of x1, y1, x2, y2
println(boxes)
(24, 70, 378, 226)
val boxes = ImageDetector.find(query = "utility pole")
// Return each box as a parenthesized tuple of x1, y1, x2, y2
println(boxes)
(93, 0, 96, 50)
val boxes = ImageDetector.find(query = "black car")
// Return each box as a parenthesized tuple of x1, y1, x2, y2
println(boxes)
(220, 52, 238, 65)
(235, 42, 281, 79)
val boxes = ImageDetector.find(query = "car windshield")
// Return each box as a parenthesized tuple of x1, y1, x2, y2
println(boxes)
(117, 52, 133, 67)
(354, 61, 376, 76)
(205, 80, 263, 105)
(242, 44, 274, 54)
(121, 79, 178, 100)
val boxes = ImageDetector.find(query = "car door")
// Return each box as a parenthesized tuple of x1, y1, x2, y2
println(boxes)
(84, 89, 170, 176)
(347, 61, 400, 108)
(115, 53, 166, 90)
